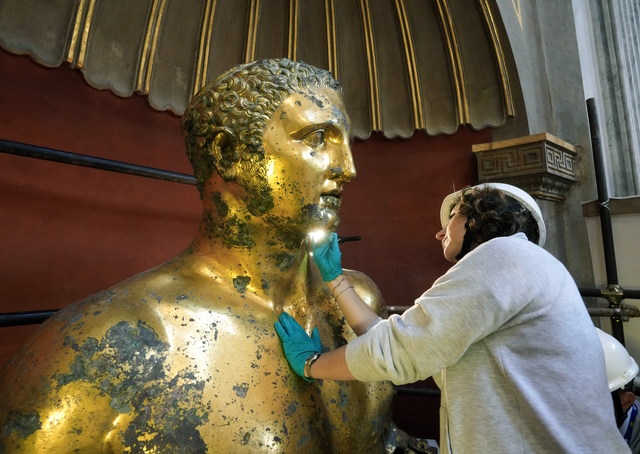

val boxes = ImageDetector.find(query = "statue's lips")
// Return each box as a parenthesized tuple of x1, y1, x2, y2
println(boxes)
(319, 193, 342, 210)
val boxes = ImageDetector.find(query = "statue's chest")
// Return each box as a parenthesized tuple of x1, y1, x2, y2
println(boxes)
(171, 310, 394, 452)
(194, 343, 393, 453)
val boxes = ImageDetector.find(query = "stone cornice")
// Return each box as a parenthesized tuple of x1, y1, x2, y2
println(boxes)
(472, 132, 578, 202)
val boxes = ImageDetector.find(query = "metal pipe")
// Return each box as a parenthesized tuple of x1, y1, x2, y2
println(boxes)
(586, 99, 618, 285)
(0, 310, 58, 328)
(393, 386, 441, 398)
(578, 288, 640, 299)
(337, 235, 361, 243)
(586, 98, 625, 344)
(578, 287, 640, 300)
(579, 288, 609, 298)
(588, 307, 640, 318)
(0, 139, 197, 185)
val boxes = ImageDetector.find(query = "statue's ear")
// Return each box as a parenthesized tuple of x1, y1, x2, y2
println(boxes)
(209, 127, 238, 181)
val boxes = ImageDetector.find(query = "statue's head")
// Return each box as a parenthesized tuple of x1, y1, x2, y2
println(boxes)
(181, 59, 355, 236)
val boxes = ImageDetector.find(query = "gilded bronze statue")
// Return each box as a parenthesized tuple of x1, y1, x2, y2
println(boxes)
(0, 59, 396, 453)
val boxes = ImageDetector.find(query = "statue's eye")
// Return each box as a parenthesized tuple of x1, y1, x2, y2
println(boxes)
(302, 130, 325, 148)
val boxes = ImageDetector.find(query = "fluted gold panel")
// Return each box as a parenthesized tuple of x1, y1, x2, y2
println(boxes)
(0, 0, 514, 138)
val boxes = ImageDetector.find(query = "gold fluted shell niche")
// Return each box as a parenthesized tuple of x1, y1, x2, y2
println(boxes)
(0, 0, 515, 139)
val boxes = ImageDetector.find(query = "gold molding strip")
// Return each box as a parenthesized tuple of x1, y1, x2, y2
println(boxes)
(245, 0, 260, 63)
(324, 0, 337, 78)
(66, 0, 88, 64)
(194, 0, 217, 93)
(359, 0, 380, 131)
(330, 0, 337, 77)
(436, 0, 468, 124)
(137, 0, 161, 92)
(201, 0, 217, 90)
(144, 0, 168, 93)
(287, 0, 298, 60)
(77, 0, 97, 68)
(395, 0, 423, 130)
(136, 0, 158, 92)
(478, 0, 514, 116)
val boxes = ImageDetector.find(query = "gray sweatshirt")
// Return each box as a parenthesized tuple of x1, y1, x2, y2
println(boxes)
(346, 233, 629, 453)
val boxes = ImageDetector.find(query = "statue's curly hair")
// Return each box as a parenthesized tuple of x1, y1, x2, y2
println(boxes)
(181, 58, 342, 196)
(453, 186, 540, 245)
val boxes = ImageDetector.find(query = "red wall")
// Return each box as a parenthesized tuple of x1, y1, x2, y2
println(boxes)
(343, 130, 486, 307)
(0, 49, 202, 368)
(0, 48, 491, 440)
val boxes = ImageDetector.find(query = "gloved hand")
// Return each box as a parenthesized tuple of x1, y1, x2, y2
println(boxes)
(275, 312, 321, 381)
(310, 232, 343, 282)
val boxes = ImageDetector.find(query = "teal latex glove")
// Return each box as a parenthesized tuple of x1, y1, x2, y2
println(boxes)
(275, 312, 321, 382)
(310, 232, 343, 282)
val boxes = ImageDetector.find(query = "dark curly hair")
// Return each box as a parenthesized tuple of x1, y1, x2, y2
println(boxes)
(452, 186, 540, 245)
(181, 58, 342, 196)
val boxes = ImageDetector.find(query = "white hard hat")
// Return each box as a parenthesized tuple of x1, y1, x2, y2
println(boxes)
(596, 327, 639, 392)
(439, 182, 546, 247)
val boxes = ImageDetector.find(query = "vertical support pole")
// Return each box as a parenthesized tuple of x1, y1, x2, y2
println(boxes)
(586, 98, 625, 344)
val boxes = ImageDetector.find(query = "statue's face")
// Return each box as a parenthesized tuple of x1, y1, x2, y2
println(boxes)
(262, 86, 355, 232)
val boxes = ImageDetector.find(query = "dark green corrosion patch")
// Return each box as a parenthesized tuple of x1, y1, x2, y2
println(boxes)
(233, 276, 251, 294)
(270, 252, 296, 272)
(211, 192, 229, 218)
(297, 434, 309, 447)
(245, 188, 274, 217)
(53, 320, 209, 453)
(217, 215, 255, 249)
(270, 229, 305, 252)
(301, 203, 331, 225)
(306, 93, 324, 109)
(233, 383, 249, 398)
(327, 316, 348, 349)
(338, 388, 349, 408)
(122, 371, 209, 454)
(3, 410, 42, 440)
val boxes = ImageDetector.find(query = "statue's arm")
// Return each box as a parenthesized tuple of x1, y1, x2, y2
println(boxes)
(0, 314, 117, 452)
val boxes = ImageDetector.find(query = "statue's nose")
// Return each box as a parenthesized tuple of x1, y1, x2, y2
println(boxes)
(327, 145, 356, 183)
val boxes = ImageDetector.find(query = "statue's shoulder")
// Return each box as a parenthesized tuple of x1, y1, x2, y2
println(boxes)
(5, 255, 246, 374)
(343, 269, 387, 317)
(0, 256, 274, 452)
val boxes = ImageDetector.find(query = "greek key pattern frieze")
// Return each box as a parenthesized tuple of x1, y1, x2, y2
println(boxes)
(474, 134, 578, 203)
(546, 144, 576, 177)
(478, 146, 545, 177)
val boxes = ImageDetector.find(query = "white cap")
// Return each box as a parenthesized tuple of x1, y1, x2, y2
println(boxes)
(439, 182, 546, 247)
(596, 328, 639, 392)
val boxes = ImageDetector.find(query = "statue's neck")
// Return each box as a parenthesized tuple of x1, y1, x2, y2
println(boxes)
(186, 178, 313, 307)
(189, 221, 307, 273)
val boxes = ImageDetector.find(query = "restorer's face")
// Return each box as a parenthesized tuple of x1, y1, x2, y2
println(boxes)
(435, 204, 467, 263)
(261, 86, 356, 232)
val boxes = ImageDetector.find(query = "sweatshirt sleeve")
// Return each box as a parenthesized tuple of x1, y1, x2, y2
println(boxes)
(345, 235, 557, 384)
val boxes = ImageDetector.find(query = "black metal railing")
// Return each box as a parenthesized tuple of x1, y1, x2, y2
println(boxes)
(0, 138, 197, 185)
